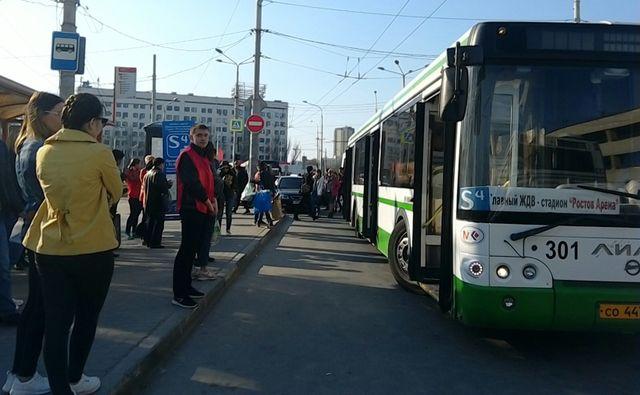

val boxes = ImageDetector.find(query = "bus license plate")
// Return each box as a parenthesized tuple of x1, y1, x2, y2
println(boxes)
(599, 304, 640, 320)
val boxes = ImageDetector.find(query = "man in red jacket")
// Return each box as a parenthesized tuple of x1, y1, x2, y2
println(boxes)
(172, 124, 218, 308)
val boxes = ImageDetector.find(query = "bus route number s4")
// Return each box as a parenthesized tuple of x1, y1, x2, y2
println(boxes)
(459, 187, 490, 211)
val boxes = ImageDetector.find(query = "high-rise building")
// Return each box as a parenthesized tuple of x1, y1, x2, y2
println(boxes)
(333, 126, 354, 158)
(77, 83, 288, 164)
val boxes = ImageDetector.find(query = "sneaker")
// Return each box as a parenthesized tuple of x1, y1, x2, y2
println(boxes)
(172, 297, 197, 309)
(9, 372, 50, 395)
(225, 228, 231, 234)
(188, 288, 205, 299)
(69, 374, 100, 395)
(194, 267, 217, 281)
(3, 371, 15, 393)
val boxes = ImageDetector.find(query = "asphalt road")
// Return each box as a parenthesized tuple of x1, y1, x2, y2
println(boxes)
(143, 216, 640, 395)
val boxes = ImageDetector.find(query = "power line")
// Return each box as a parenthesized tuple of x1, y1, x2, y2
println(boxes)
(262, 55, 399, 80)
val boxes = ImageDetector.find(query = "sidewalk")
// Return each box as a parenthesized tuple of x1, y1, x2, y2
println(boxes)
(0, 200, 287, 394)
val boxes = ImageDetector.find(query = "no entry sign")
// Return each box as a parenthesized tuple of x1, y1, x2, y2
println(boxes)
(246, 114, 265, 133)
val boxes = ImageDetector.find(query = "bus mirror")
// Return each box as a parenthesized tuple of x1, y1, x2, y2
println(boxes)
(439, 66, 468, 122)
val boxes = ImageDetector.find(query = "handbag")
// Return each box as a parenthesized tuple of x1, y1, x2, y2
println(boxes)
(271, 196, 283, 220)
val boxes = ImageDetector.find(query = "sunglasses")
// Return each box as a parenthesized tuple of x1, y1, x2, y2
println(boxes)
(95, 117, 110, 126)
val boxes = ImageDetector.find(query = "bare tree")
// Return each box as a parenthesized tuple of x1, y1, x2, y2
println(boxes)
(290, 141, 302, 164)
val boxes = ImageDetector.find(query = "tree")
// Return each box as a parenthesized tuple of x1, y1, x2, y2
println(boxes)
(290, 141, 302, 164)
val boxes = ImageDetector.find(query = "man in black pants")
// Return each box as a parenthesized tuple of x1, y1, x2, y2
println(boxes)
(144, 158, 171, 248)
(172, 124, 218, 309)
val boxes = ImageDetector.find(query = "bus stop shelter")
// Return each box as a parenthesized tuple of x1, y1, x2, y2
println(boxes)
(0, 75, 34, 141)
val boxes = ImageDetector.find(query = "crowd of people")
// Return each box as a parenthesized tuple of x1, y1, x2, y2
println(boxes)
(0, 89, 350, 394)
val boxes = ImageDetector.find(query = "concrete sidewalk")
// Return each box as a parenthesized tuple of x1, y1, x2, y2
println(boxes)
(0, 200, 287, 394)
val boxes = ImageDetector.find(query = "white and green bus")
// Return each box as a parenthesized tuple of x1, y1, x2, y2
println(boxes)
(345, 22, 640, 331)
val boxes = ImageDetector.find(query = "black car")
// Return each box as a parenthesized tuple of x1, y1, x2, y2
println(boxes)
(276, 175, 304, 214)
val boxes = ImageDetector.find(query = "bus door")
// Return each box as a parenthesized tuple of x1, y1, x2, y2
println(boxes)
(410, 102, 445, 284)
(343, 146, 354, 221)
(364, 130, 381, 241)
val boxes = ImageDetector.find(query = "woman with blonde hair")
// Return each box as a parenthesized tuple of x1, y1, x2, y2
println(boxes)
(22, 92, 122, 395)
(4, 91, 63, 395)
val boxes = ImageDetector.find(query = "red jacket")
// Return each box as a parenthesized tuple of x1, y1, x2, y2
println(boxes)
(176, 144, 215, 215)
(125, 168, 142, 199)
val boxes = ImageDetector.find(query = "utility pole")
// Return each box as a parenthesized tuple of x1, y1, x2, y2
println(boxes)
(151, 54, 157, 124)
(249, 0, 265, 178)
(233, 63, 239, 162)
(374, 90, 378, 112)
(574, 0, 581, 23)
(59, 0, 77, 98)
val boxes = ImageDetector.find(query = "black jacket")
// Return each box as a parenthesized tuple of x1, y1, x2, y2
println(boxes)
(0, 139, 24, 215)
(144, 167, 170, 215)
(236, 167, 248, 189)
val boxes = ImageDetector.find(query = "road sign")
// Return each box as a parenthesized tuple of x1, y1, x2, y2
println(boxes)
(114, 67, 137, 99)
(246, 114, 265, 133)
(162, 120, 193, 174)
(229, 118, 243, 133)
(51, 31, 79, 71)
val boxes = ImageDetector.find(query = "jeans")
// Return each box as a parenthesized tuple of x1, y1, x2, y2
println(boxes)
(145, 211, 165, 247)
(196, 215, 216, 268)
(0, 214, 16, 316)
(126, 198, 143, 236)
(12, 250, 44, 378)
(219, 192, 235, 231)
(174, 211, 210, 298)
(37, 251, 114, 395)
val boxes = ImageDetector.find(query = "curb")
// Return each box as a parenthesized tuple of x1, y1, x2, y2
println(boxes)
(104, 216, 291, 395)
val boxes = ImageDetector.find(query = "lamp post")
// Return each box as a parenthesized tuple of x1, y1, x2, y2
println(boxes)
(162, 97, 179, 121)
(215, 49, 254, 162)
(303, 100, 324, 171)
(377, 60, 425, 88)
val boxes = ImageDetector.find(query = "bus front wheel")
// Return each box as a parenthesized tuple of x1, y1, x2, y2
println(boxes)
(389, 221, 421, 294)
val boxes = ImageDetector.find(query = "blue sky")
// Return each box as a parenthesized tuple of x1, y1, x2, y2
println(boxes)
(1, 0, 638, 157)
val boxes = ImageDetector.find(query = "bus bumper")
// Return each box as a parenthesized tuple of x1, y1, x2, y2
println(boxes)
(454, 278, 640, 332)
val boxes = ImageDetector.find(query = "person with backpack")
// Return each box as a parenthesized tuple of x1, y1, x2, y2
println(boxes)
(218, 161, 237, 234)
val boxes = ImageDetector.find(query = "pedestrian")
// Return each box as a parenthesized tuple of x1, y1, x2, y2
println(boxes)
(301, 166, 316, 220)
(124, 158, 143, 240)
(192, 143, 219, 281)
(3, 91, 63, 395)
(173, 124, 217, 308)
(252, 162, 275, 228)
(137, 155, 154, 241)
(21, 92, 122, 395)
(313, 169, 325, 218)
(0, 138, 23, 326)
(143, 158, 170, 249)
(219, 161, 237, 234)
(234, 160, 249, 214)
(329, 170, 341, 218)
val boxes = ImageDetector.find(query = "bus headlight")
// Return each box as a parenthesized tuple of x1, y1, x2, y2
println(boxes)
(522, 265, 537, 280)
(496, 265, 510, 279)
(468, 261, 484, 278)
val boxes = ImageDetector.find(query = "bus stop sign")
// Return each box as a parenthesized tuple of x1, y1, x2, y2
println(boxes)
(51, 31, 80, 71)
(246, 114, 265, 133)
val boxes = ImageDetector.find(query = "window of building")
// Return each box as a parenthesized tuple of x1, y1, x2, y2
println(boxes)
(266, 112, 272, 119)
(207, 117, 212, 123)
(259, 155, 264, 160)
(123, 104, 129, 108)
(222, 136, 227, 143)
(380, 105, 416, 188)
(116, 103, 122, 108)
(133, 104, 139, 109)
(174, 106, 180, 112)
(201, 108, 206, 113)
(208, 108, 212, 113)
(116, 111, 121, 117)
(132, 131, 138, 137)
(133, 123, 138, 128)
(222, 127, 227, 133)
(183, 116, 189, 121)
(122, 130, 128, 136)
(191, 116, 197, 122)
(156, 114, 161, 121)
(223, 109, 228, 116)
(156, 105, 162, 110)
(140, 113, 145, 119)
(166, 115, 172, 120)
(216, 109, 222, 115)
(167, 105, 172, 111)
(123, 112, 128, 118)
(259, 138, 265, 143)
(133, 113, 138, 118)
(122, 122, 128, 127)
(259, 147, 264, 152)
(139, 104, 146, 110)
(266, 121, 271, 127)
(185, 107, 190, 112)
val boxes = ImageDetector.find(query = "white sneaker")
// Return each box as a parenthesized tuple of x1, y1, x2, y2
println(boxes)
(2, 371, 15, 393)
(9, 372, 50, 395)
(70, 374, 100, 395)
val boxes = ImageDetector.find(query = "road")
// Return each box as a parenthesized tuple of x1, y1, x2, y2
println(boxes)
(143, 216, 640, 395)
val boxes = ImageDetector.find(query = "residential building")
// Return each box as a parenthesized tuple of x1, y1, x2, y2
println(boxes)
(77, 83, 288, 164)
(333, 126, 354, 158)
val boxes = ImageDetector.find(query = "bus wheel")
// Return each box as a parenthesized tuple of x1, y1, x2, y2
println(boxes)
(389, 221, 421, 294)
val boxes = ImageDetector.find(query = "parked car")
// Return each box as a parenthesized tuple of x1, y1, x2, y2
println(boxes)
(275, 175, 303, 214)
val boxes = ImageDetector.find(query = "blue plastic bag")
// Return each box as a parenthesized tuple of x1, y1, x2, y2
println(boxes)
(253, 190, 273, 213)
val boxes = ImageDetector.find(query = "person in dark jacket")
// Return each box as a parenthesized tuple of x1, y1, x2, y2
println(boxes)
(192, 145, 219, 282)
(234, 161, 249, 214)
(143, 158, 170, 248)
(172, 125, 217, 309)
(219, 161, 237, 233)
(252, 162, 275, 227)
(301, 166, 317, 220)
(0, 139, 23, 326)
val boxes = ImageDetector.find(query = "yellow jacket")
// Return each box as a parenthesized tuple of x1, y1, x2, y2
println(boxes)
(23, 128, 123, 256)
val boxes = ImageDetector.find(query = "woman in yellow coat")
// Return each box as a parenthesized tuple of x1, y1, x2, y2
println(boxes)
(22, 93, 122, 395)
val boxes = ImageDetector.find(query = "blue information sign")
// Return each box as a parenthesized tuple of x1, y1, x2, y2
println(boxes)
(51, 31, 80, 71)
(162, 121, 193, 174)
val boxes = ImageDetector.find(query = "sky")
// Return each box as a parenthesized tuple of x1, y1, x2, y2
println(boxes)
(1, 0, 639, 158)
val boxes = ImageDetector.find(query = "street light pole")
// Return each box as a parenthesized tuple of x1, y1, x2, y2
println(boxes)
(378, 61, 427, 89)
(303, 100, 324, 171)
(216, 50, 253, 163)
(394, 59, 406, 88)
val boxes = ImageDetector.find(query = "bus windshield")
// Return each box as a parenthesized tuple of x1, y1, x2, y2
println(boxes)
(459, 64, 640, 220)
